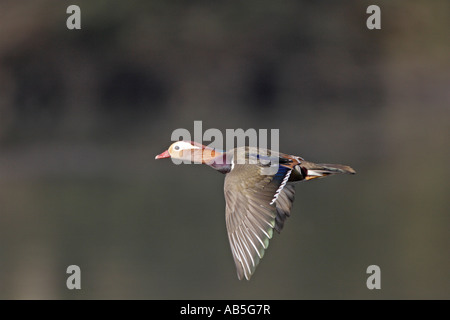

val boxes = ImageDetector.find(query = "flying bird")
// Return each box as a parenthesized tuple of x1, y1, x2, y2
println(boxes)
(155, 140, 355, 280)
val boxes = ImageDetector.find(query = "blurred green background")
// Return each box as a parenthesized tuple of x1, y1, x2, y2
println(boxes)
(0, 1, 449, 299)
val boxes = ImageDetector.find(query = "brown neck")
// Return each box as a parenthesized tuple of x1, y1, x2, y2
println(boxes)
(199, 148, 231, 174)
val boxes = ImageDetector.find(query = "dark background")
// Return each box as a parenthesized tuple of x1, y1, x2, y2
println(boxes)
(0, 1, 448, 299)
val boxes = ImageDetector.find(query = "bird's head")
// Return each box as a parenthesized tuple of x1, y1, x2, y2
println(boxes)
(155, 140, 220, 164)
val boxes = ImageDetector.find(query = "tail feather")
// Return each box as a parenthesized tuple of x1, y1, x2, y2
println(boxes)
(302, 162, 356, 180)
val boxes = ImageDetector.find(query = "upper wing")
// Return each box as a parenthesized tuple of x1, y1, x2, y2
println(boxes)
(224, 163, 296, 280)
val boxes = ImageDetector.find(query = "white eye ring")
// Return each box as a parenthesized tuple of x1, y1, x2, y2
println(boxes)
(173, 141, 201, 151)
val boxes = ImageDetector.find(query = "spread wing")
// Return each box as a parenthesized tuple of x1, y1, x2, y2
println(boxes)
(224, 164, 296, 280)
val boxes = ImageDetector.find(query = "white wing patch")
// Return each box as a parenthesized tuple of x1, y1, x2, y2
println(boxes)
(229, 154, 236, 171)
(270, 169, 292, 205)
(307, 170, 323, 177)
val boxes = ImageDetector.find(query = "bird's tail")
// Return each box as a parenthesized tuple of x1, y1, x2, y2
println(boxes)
(301, 161, 356, 180)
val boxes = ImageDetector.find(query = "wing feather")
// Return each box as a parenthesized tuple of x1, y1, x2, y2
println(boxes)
(224, 161, 296, 280)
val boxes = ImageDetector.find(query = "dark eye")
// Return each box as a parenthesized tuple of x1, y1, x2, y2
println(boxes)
(174, 146, 180, 151)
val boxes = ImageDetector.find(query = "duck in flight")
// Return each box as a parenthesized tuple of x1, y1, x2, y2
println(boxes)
(156, 140, 355, 280)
